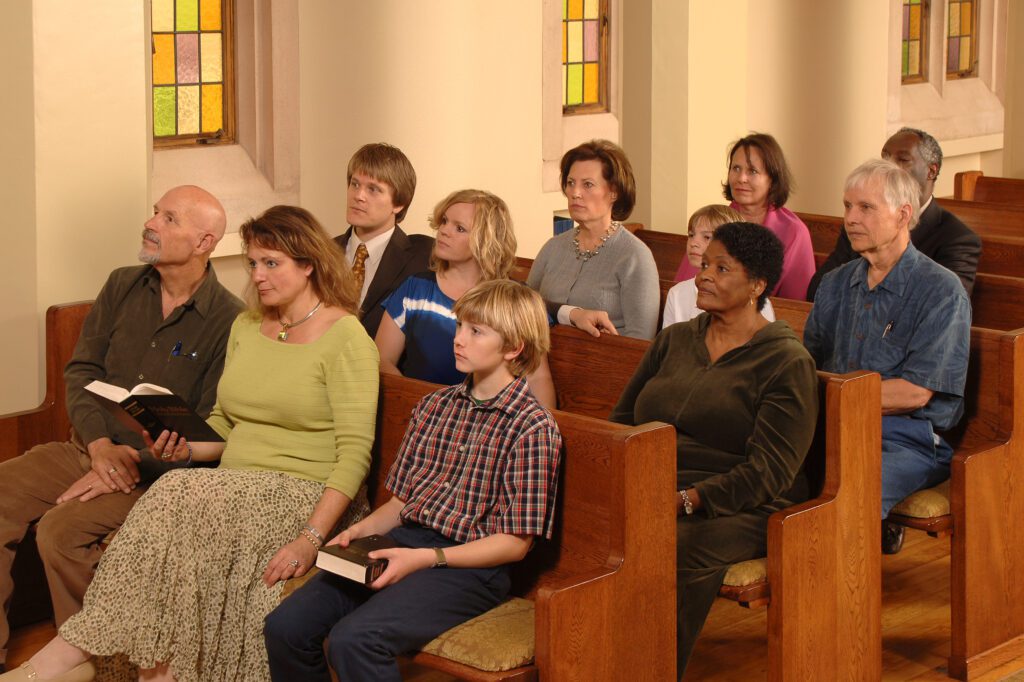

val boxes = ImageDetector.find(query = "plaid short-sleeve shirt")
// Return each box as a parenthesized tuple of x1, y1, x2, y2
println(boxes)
(385, 377, 562, 543)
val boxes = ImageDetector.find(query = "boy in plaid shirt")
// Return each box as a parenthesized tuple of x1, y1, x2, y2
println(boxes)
(265, 280, 562, 681)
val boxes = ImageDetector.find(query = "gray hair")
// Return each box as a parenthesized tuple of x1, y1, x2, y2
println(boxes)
(845, 159, 921, 229)
(896, 126, 943, 177)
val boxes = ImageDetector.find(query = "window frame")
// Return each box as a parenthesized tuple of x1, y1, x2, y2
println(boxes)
(901, 0, 930, 85)
(946, 0, 980, 80)
(562, 0, 610, 116)
(152, 0, 237, 149)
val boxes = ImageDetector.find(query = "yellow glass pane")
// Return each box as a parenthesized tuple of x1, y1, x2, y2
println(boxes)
(200, 0, 222, 31)
(567, 20, 583, 63)
(562, 22, 567, 63)
(201, 84, 223, 132)
(908, 40, 920, 76)
(949, 2, 960, 37)
(152, 0, 174, 32)
(960, 36, 971, 71)
(961, 2, 972, 36)
(562, 64, 567, 106)
(200, 33, 222, 82)
(909, 5, 920, 40)
(177, 0, 199, 31)
(152, 34, 175, 85)
(583, 0, 598, 20)
(568, 0, 583, 20)
(583, 63, 599, 103)
(178, 85, 200, 134)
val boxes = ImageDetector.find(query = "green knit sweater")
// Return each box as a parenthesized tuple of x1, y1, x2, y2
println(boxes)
(207, 313, 380, 497)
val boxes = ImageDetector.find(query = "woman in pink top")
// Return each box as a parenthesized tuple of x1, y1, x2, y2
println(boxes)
(675, 133, 815, 300)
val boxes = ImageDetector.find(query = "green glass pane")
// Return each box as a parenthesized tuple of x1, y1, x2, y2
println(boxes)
(902, 42, 909, 76)
(154, 87, 176, 136)
(566, 63, 583, 105)
(561, 64, 567, 106)
(567, 20, 583, 63)
(563, 0, 567, 21)
(152, 0, 174, 32)
(200, 33, 222, 82)
(176, 0, 199, 31)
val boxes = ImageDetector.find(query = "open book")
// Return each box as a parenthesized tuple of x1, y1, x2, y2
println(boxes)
(316, 535, 398, 585)
(85, 380, 224, 442)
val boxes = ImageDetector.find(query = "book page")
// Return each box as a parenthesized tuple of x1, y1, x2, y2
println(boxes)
(84, 380, 130, 403)
(130, 383, 173, 396)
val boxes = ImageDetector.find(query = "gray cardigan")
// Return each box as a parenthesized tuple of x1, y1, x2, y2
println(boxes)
(527, 227, 660, 340)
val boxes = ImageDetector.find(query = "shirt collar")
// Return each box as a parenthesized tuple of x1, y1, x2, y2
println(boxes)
(848, 243, 921, 297)
(454, 375, 531, 415)
(140, 262, 220, 318)
(348, 226, 396, 266)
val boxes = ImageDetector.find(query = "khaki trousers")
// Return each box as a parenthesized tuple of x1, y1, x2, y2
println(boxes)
(0, 439, 145, 664)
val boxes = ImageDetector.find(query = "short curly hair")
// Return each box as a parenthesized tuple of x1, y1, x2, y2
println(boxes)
(710, 222, 784, 311)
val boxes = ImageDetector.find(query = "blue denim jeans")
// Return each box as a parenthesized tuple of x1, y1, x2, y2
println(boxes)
(881, 415, 954, 518)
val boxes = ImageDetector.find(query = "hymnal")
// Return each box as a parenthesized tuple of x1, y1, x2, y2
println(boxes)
(85, 380, 224, 443)
(316, 535, 398, 585)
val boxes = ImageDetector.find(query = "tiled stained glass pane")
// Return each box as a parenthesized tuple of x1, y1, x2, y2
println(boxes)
(563, 0, 605, 109)
(901, 0, 926, 81)
(947, 0, 977, 77)
(152, 0, 228, 138)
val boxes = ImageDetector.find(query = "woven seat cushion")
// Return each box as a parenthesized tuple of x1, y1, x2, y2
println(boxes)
(421, 597, 535, 671)
(723, 558, 767, 587)
(890, 479, 951, 518)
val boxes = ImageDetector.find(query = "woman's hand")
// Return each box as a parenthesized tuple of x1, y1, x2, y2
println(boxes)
(569, 307, 618, 337)
(367, 547, 435, 590)
(262, 537, 320, 587)
(143, 430, 192, 462)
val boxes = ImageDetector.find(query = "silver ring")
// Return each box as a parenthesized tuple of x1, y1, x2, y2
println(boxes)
(108, 467, 118, 474)
(288, 559, 299, 568)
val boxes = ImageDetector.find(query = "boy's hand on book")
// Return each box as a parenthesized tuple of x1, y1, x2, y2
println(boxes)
(262, 537, 318, 587)
(367, 547, 434, 590)
(56, 470, 118, 504)
(326, 526, 363, 548)
(87, 437, 141, 494)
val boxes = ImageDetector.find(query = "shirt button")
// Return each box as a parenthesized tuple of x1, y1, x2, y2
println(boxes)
(855, 333, 864, 341)
(138, 374, 145, 380)
(459, 445, 466, 453)
(150, 341, 157, 348)
(442, 481, 451, 488)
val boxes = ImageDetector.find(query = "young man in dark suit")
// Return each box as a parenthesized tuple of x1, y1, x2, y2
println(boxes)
(334, 143, 434, 339)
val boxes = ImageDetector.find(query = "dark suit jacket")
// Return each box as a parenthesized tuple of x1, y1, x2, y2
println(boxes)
(806, 199, 982, 301)
(335, 226, 434, 339)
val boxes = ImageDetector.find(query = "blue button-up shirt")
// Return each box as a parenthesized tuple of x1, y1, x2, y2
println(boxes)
(804, 243, 971, 431)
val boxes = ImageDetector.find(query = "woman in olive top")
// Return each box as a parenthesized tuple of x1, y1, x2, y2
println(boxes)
(11, 206, 378, 682)
(609, 222, 819, 678)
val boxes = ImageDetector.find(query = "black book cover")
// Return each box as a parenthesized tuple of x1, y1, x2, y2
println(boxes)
(316, 534, 398, 584)
(85, 380, 224, 442)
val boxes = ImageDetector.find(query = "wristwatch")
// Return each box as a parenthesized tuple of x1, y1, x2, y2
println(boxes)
(678, 488, 694, 515)
(432, 547, 448, 568)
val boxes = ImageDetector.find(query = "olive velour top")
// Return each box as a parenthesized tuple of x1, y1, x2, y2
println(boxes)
(609, 314, 818, 518)
(207, 313, 380, 498)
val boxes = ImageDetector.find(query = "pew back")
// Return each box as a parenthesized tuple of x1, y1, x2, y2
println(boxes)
(955, 171, 1024, 206)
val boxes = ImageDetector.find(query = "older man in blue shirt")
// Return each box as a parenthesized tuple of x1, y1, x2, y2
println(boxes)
(804, 159, 971, 554)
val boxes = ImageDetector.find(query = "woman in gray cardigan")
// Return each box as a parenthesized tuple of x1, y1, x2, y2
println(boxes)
(527, 140, 659, 340)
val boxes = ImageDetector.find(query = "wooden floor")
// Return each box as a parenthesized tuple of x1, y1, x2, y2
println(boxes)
(8, 529, 1024, 680)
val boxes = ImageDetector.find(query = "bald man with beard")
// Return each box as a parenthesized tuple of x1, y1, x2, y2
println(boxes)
(0, 185, 242, 672)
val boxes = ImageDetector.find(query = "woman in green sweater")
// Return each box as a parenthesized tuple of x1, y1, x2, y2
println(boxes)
(609, 222, 819, 678)
(12, 206, 379, 682)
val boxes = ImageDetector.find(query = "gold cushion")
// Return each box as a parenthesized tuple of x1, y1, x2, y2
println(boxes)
(890, 479, 951, 518)
(723, 558, 767, 587)
(421, 597, 535, 671)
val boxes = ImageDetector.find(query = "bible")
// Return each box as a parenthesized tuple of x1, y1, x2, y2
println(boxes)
(84, 380, 224, 442)
(316, 535, 398, 585)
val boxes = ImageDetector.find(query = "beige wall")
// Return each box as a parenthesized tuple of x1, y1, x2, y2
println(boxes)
(296, 1, 566, 261)
(1005, 1, 1024, 177)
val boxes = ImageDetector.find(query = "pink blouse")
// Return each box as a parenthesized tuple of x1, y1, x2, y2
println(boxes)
(673, 204, 815, 300)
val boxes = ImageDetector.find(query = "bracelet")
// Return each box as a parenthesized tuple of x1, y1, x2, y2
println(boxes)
(303, 524, 324, 544)
(299, 527, 322, 550)
(184, 442, 194, 466)
(678, 488, 694, 516)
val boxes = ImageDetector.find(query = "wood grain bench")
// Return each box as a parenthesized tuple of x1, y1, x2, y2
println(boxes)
(954, 171, 1024, 206)
(544, 325, 883, 681)
(2, 302, 680, 681)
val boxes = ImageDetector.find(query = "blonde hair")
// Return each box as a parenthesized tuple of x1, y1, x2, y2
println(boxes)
(430, 189, 517, 281)
(239, 205, 360, 317)
(688, 204, 743, 235)
(453, 280, 551, 377)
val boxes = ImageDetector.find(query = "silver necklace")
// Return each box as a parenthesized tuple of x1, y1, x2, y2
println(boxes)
(277, 301, 322, 341)
(572, 222, 620, 261)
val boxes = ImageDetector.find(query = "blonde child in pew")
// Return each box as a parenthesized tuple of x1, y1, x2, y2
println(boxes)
(663, 205, 776, 328)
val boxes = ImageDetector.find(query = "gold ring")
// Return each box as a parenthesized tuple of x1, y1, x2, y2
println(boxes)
(108, 467, 118, 474)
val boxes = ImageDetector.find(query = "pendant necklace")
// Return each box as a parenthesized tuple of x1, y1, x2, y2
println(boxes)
(277, 301, 322, 341)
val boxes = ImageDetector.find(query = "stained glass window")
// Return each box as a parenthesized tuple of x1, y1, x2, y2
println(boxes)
(947, 0, 978, 78)
(901, 0, 928, 83)
(152, 0, 235, 146)
(562, 0, 609, 114)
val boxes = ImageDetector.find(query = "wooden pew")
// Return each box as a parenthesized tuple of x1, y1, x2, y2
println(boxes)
(366, 374, 677, 681)
(768, 298, 1024, 680)
(3, 303, 679, 680)
(545, 325, 883, 681)
(935, 198, 1024, 240)
(955, 171, 1024, 206)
